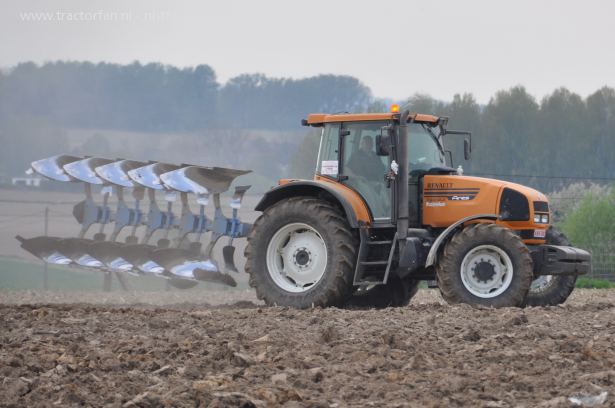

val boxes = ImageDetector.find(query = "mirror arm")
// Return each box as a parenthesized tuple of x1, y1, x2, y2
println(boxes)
(442, 129, 472, 160)
(445, 150, 453, 168)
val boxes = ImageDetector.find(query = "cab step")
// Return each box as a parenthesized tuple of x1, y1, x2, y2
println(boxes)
(367, 240, 393, 246)
(353, 230, 397, 286)
(360, 260, 389, 266)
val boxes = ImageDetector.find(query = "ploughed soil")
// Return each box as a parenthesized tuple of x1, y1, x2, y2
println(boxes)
(2, 289, 615, 407)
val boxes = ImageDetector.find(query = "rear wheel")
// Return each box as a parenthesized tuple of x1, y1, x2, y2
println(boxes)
(523, 227, 577, 307)
(437, 223, 533, 308)
(244, 197, 357, 308)
(346, 275, 420, 308)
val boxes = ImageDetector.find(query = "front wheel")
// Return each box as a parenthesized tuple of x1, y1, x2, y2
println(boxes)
(437, 223, 533, 308)
(244, 197, 357, 308)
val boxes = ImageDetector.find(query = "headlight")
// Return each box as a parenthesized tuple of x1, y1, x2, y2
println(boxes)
(541, 214, 549, 224)
(534, 215, 541, 223)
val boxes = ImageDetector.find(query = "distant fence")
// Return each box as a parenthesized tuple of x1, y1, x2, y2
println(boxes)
(584, 243, 615, 281)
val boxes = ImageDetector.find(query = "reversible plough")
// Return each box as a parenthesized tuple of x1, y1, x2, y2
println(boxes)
(17, 155, 252, 289)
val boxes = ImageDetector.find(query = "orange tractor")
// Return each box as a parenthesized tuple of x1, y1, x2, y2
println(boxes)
(245, 106, 591, 308)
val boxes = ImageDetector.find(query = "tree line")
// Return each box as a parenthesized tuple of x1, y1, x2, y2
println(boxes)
(382, 86, 615, 193)
(0, 61, 371, 131)
(1, 61, 615, 196)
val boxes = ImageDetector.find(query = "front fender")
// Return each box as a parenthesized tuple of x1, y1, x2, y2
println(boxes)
(425, 213, 499, 267)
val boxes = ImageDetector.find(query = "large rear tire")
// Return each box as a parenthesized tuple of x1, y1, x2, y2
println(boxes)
(244, 197, 357, 308)
(346, 275, 420, 308)
(437, 223, 533, 308)
(523, 227, 577, 307)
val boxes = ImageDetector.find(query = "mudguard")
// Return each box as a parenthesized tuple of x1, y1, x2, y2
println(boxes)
(255, 179, 371, 228)
(425, 213, 499, 268)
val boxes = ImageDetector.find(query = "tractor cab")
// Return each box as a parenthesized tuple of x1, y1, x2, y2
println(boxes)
(306, 112, 452, 226)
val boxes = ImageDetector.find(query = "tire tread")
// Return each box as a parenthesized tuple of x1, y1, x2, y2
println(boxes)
(244, 197, 357, 308)
(437, 223, 533, 308)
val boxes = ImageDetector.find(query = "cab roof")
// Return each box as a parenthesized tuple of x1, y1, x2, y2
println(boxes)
(304, 112, 440, 126)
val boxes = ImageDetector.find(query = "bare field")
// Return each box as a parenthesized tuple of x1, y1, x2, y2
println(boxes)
(2, 289, 615, 407)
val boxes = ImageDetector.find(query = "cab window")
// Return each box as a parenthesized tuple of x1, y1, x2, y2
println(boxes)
(316, 123, 340, 177)
(341, 121, 391, 220)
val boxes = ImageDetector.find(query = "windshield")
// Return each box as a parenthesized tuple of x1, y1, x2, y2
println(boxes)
(408, 123, 446, 172)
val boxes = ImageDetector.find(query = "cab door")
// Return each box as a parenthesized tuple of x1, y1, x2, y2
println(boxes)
(315, 121, 393, 223)
(338, 121, 392, 222)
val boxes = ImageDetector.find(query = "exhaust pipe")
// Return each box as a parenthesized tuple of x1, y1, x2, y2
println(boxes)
(397, 108, 411, 242)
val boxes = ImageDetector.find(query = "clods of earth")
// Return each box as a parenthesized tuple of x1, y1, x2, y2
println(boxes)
(1, 289, 615, 407)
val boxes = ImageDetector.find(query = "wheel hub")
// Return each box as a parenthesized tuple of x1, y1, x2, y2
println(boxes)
(473, 259, 496, 283)
(293, 247, 311, 267)
(460, 245, 514, 299)
(266, 223, 328, 293)
(529, 275, 554, 293)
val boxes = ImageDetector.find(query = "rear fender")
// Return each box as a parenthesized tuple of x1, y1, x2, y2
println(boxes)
(255, 180, 371, 228)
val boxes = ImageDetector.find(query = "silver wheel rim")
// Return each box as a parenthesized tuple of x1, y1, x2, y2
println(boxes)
(266, 222, 328, 293)
(460, 245, 514, 298)
(529, 275, 554, 293)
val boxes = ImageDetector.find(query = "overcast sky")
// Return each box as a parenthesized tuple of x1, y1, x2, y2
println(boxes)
(1, 0, 614, 103)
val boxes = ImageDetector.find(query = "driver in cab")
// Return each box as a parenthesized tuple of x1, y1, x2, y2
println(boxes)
(345, 135, 389, 217)
(346, 135, 386, 181)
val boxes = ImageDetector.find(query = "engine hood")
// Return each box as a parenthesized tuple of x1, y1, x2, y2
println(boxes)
(422, 174, 549, 229)
(450, 175, 548, 202)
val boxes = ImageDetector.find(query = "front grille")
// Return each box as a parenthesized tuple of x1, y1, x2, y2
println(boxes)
(500, 188, 530, 221)
(533, 201, 549, 213)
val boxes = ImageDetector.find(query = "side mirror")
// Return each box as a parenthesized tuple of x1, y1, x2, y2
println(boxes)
(464, 138, 471, 160)
(442, 129, 472, 162)
(376, 127, 392, 156)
